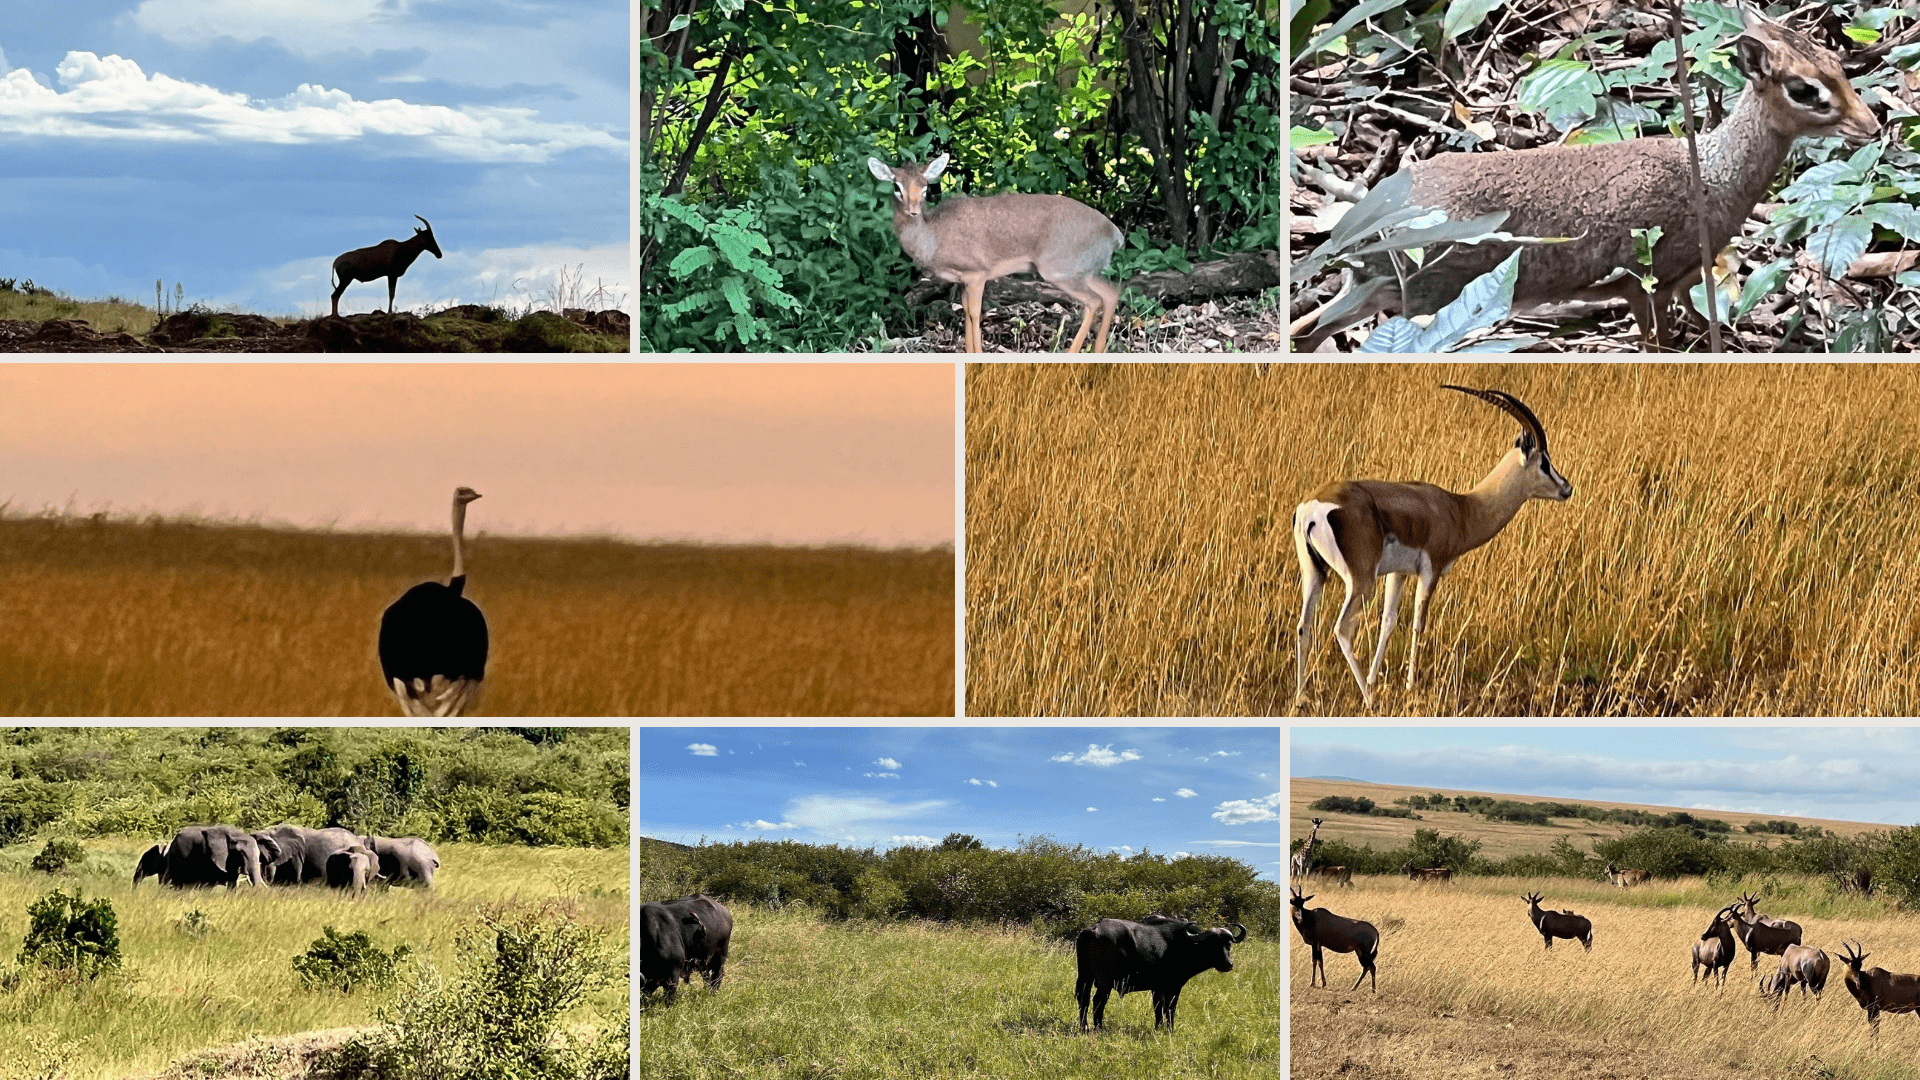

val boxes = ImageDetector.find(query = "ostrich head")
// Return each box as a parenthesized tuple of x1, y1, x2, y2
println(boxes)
(454, 487, 482, 505)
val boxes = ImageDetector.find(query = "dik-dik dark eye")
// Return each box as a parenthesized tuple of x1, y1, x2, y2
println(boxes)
(1786, 78, 1827, 109)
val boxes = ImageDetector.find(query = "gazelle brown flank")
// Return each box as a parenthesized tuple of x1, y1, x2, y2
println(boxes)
(1605, 862, 1652, 887)
(1291, 887, 1378, 991)
(1693, 905, 1738, 987)
(1838, 940, 1920, 1034)
(1294, 386, 1571, 708)
(1731, 891, 1803, 970)
(1524, 891, 1592, 951)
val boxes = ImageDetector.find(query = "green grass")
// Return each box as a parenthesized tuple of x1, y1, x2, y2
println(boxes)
(640, 906, 1277, 1080)
(0, 289, 176, 337)
(0, 838, 629, 1079)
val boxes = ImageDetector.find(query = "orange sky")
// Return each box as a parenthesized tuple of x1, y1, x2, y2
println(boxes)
(0, 364, 954, 547)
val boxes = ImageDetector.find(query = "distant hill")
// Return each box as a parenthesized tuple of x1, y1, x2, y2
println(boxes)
(1292, 776, 1886, 860)
(640, 835, 694, 854)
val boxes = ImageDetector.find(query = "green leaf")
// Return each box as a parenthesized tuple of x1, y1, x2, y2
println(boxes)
(1844, 27, 1880, 44)
(1415, 249, 1523, 351)
(1809, 215, 1874, 281)
(1631, 226, 1664, 269)
(1296, 0, 1406, 65)
(668, 246, 716, 278)
(1442, 0, 1506, 42)
(1291, 126, 1337, 149)
(667, 13, 690, 32)
(1514, 59, 1604, 132)
(1356, 317, 1423, 352)
(1733, 258, 1792, 318)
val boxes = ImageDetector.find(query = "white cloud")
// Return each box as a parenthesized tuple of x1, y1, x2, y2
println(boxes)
(874, 757, 902, 769)
(686, 743, 717, 757)
(864, 771, 900, 779)
(1086, 807, 1098, 812)
(0, 51, 625, 163)
(891, 834, 938, 846)
(257, 241, 632, 319)
(794, 760, 807, 767)
(967, 778, 982, 785)
(784, 795, 947, 835)
(1212, 792, 1282, 825)
(1115, 845, 1133, 853)
(131, 0, 392, 46)
(1054, 744, 1142, 767)
(1175, 788, 1198, 798)
(988, 780, 997, 787)
(1211, 751, 1243, 757)
(1152, 797, 1166, 802)
(1174, 851, 1191, 859)
(735, 819, 795, 830)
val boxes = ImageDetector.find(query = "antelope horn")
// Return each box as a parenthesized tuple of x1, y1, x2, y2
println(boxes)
(415, 214, 432, 230)
(1441, 384, 1551, 456)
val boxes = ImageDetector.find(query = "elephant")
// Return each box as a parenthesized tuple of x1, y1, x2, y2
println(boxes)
(359, 834, 439, 887)
(132, 842, 169, 887)
(253, 824, 365, 885)
(160, 825, 281, 888)
(326, 845, 384, 895)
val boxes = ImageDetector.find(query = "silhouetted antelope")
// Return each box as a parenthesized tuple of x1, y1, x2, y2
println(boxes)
(1693, 905, 1738, 987)
(1838, 940, 1920, 1035)
(1291, 887, 1378, 991)
(1523, 892, 1592, 950)
(1731, 892, 1803, 970)
(331, 214, 443, 316)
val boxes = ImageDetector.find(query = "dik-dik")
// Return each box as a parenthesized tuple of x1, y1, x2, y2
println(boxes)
(1302, 9, 1880, 349)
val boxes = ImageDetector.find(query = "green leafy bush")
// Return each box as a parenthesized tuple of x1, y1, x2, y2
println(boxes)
(292, 926, 413, 993)
(29, 838, 85, 873)
(327, 904, 623, 1080)
(17, 889, 119, 978)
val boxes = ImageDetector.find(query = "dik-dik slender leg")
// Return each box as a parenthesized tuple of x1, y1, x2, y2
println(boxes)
(1367, 573, 1406, 686)
(1056, 278, 1100, 353)
(1085, 274, 1119, 353)
(961, 275, 987, 352)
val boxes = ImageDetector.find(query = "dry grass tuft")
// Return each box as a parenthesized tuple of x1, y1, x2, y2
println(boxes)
(966, 362, 1920, 716)
(1292, 876, 1920, 1080)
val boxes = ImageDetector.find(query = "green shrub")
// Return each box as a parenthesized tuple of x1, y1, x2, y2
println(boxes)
(29, 838, 85, 873)
(292, 926, 412, 993)
(18, 889, 119, 978)
(1309, 795, 1375, 814)
(327, 903, 623, 1079)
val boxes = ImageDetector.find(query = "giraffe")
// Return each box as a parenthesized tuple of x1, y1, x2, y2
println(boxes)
(1291, 817, 1323, 879)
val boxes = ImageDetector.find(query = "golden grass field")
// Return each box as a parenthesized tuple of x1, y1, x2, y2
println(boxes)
(966, 362, 1920, 716)
(1290, 875, 1920, 1080)
(0, 515, 953, 716)
(0, 839, 628, 1080)
(1291, 777, 1883, 860)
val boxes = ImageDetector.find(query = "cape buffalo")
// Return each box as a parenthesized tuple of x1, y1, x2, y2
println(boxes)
(641, 894, 733, 1003)
(1075, 915, 1248, 1031)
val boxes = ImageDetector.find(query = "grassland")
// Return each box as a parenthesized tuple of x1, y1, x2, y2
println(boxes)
(1292, 777, 1883, 860)
(1291, 875, 1920, 1080)
(966, 362, 1920, 716)
(0, 515, 953, 716)
(640, 905, 1277, 1080)
(0, 838, 628, 1080)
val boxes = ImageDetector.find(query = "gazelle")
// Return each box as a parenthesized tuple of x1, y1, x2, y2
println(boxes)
(1294, 385, 1572, 707)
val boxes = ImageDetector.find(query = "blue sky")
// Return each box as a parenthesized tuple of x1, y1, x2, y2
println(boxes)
(1292, 727, 1920, 826)
(640, 727, 1283, 880)
(0, 1, 627, 316)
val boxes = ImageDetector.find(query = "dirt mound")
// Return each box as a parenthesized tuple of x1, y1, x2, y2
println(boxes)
(0, 307, 631, 353)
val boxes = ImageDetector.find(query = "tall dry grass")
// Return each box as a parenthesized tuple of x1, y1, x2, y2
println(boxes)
(1291, 876, 1920, 1080)
(966, 362, 1920, 716)
(0, 515, 952, 716)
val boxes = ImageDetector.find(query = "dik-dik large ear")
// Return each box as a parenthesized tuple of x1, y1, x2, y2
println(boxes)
(924, 152, 950, 182)
(867, 157, 895, 183)
(1733, 31, 1774, 81)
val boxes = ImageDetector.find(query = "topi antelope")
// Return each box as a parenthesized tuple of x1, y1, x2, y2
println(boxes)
(1291, 887, 1379, 991)
(1524, 891, 1592, 951)
(1605, 863, 1652, 887)
(1837, 940, 1920, 1034)
(1693, 905, 1738, 987)
(1731, 892, 1803, 970)
(1402, 862, 1452, 883)
(1293, 385, 1572, 709)
(331, 214, 443, 317)
(1762, 944, 1830, 1006)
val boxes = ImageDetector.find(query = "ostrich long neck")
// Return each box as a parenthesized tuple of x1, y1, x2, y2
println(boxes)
(450, 499, 468, 583)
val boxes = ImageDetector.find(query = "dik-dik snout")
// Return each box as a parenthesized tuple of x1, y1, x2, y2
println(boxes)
(1300, 8, 1883, 351)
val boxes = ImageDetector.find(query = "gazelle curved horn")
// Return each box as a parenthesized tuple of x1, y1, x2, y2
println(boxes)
(1441, 384, 1551, 455)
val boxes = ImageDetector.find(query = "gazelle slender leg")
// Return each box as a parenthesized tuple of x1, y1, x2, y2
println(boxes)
(1405, 567, 1438, 689)
(1331, 577, 1375, 707)
(1294, 526, 1327, 704)
(1368, 573, 1405, 685)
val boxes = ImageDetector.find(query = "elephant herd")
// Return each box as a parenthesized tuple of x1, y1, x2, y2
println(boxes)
(132, 823, 439, 894)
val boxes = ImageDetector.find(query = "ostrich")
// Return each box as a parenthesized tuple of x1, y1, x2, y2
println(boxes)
(378, 487, 489, 716)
